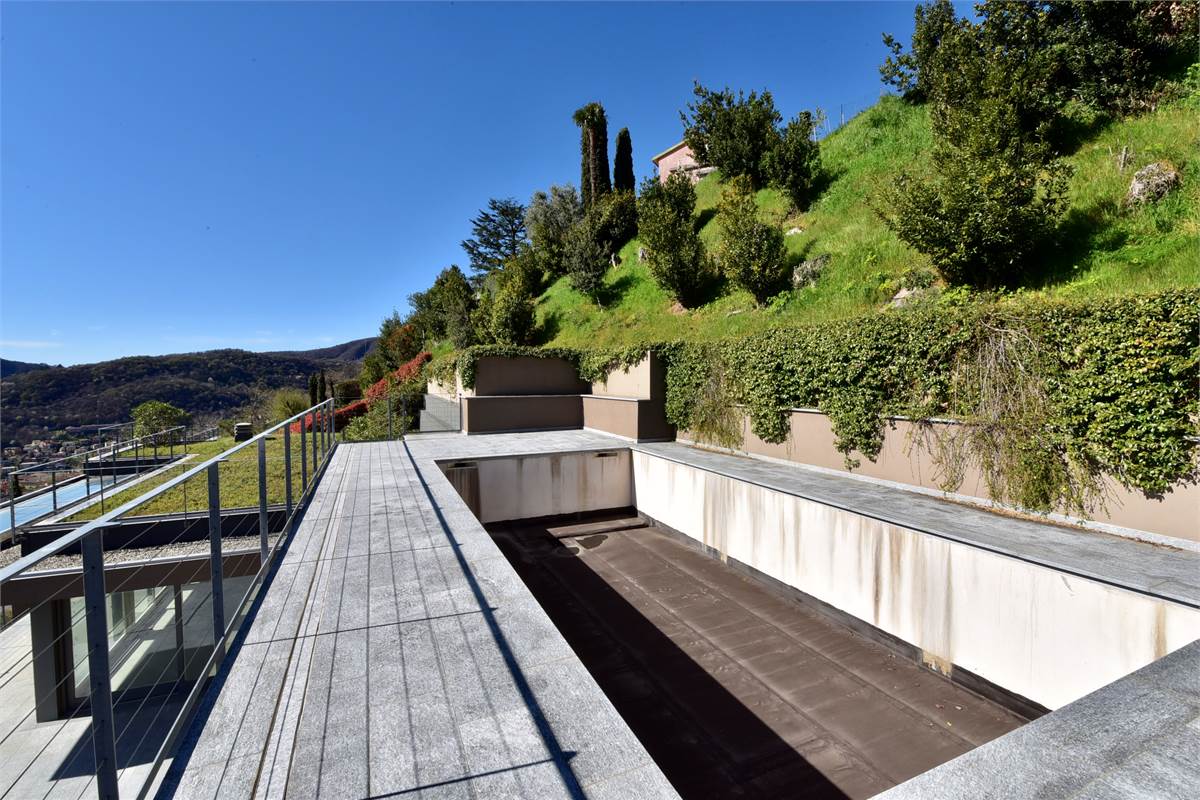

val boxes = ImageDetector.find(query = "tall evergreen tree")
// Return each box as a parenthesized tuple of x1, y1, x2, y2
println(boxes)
(308, 374, 319, 406)
(573, 102, 611, 209)
(613, 128, 635, 193)
(319, 370, 328, 402)
(461, 198, 527, 288)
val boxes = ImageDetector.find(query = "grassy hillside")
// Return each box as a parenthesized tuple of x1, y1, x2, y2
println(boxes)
(536, 94, 1198, 349)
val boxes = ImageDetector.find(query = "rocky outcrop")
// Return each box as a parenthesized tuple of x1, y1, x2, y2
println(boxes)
(792, 254, 829, 288)
(1125, 162, 1180, 205)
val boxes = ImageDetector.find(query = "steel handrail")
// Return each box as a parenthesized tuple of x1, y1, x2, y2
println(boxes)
(0, 401, 333, 586)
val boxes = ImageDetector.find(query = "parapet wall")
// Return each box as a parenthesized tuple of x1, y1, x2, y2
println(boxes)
(684, 408, 1199, 545)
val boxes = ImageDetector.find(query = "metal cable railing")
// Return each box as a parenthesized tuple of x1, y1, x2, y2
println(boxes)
(1, 425, 219, 539)
(0, 400, 336, 800)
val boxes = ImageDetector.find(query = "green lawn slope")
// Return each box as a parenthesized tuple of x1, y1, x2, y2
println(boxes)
(536, 94, 1199, 349)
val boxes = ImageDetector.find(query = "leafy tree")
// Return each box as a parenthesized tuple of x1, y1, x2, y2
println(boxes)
(573, 102, 612, 209)
(526, 184, 583, 282)
(1045, 1, 1198, 113)
(308, 374, 318, 406)
(486, 251, 539, 345)
(409, 265, 477, 348)
(881, 9, 1071, 288)
(681, 82, 782, 187)
(565, 214, 609, 303)
(637, 174, 711, 307)
(879, 0, 959, 102)
(461, 198, 527, 288)
(613, 127, 635, 193)
(717, 176, 788, 305)
(764, 111, 822, 209)
(131, 400, 191, 438)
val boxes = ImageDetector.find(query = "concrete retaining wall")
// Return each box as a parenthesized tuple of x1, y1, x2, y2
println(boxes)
(630, 450, 1200, 711)
(686, 409, 1199, 545)
(462, 395, 583, 434)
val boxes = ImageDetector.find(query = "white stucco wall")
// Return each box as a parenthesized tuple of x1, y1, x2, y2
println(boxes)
(630, 451, 1200, 710)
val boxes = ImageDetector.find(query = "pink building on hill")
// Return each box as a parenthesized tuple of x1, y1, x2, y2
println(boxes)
(651, 140, 711, 184)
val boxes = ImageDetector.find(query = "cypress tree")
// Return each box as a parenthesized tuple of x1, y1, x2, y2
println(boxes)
(309, 374, 318, 406)
(573, 102, 611, 209)
(613, 128, 635, 193)
(319, 370, 328, 402)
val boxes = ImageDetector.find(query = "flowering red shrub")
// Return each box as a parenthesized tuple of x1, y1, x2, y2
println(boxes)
(290, 398, 370, 434)
(364, 352, 431, 405)
(290, 351, 430, 434)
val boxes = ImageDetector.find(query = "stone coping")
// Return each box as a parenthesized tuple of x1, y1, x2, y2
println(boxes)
(874, 639, 1200, 799)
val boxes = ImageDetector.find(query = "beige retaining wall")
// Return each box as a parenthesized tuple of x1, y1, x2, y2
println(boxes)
(685, 409, 1199, 545)
(631, 450, 1200, 711)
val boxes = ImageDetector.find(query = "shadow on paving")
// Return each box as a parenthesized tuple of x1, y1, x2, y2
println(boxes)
(487, 512, 851, 800)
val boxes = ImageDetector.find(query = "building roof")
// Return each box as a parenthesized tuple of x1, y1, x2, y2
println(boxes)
(650, 140, 690, 164)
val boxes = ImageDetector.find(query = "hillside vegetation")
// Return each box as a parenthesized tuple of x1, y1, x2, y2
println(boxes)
(535, 94, 1199, 349)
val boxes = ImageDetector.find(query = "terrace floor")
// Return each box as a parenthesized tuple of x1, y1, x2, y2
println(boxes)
(164, 436, 675, 799)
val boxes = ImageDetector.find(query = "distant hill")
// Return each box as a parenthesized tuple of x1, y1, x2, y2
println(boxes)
(0, 338, 373, 446)
(0, 358, 55, 379)
(271, 337, 376, 362)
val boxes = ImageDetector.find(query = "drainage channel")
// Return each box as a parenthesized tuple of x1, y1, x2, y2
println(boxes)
(486, 509, 1029, 800)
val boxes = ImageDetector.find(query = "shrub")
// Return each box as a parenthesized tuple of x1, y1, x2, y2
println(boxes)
(594, 190, 638, 254)
(271, 388, 310, 423)
(636, 174, 711, 307)
(880, 11, 1070, 288)
(565, 214, 609, 302)
(764, 111, 822, 209)
(681, 82, 782, 187)
(716, 176, 789, 304)
(486, 253, 538, 345)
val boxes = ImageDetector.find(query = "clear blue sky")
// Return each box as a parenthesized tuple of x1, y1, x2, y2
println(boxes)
(1, 1, 919, 366)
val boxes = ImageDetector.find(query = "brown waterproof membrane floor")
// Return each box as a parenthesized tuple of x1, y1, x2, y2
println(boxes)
(487, 512, 1027, 800)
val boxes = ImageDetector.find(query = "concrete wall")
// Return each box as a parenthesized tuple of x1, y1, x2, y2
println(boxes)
(468, 356, 590, 397)
(449, 450, 632, 524)
(685, 408, 1200, 545)
(631, 450, 1200, 711)
(586, 353, 674, 441)
(462, 395, 582, 434)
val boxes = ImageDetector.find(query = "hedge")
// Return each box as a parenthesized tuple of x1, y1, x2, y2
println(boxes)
(433, 290, 1197, 513)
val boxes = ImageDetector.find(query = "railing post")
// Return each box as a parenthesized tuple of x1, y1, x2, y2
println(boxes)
(207, 463, 225, 661)
(300, 421, 308, 492)
(284, 424, 293, 518)
(81, 528, 120, 800)
(8, 482, 15, 535)
(310, 411, 317, 480)
(387, 388, 393, 440)
(257, 438, 269, 563)
(51, 471, 57, 511)
(402, 395, 408, 439)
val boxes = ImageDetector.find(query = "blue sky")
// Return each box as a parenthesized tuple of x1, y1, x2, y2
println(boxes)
(1, 1, 919, 365)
